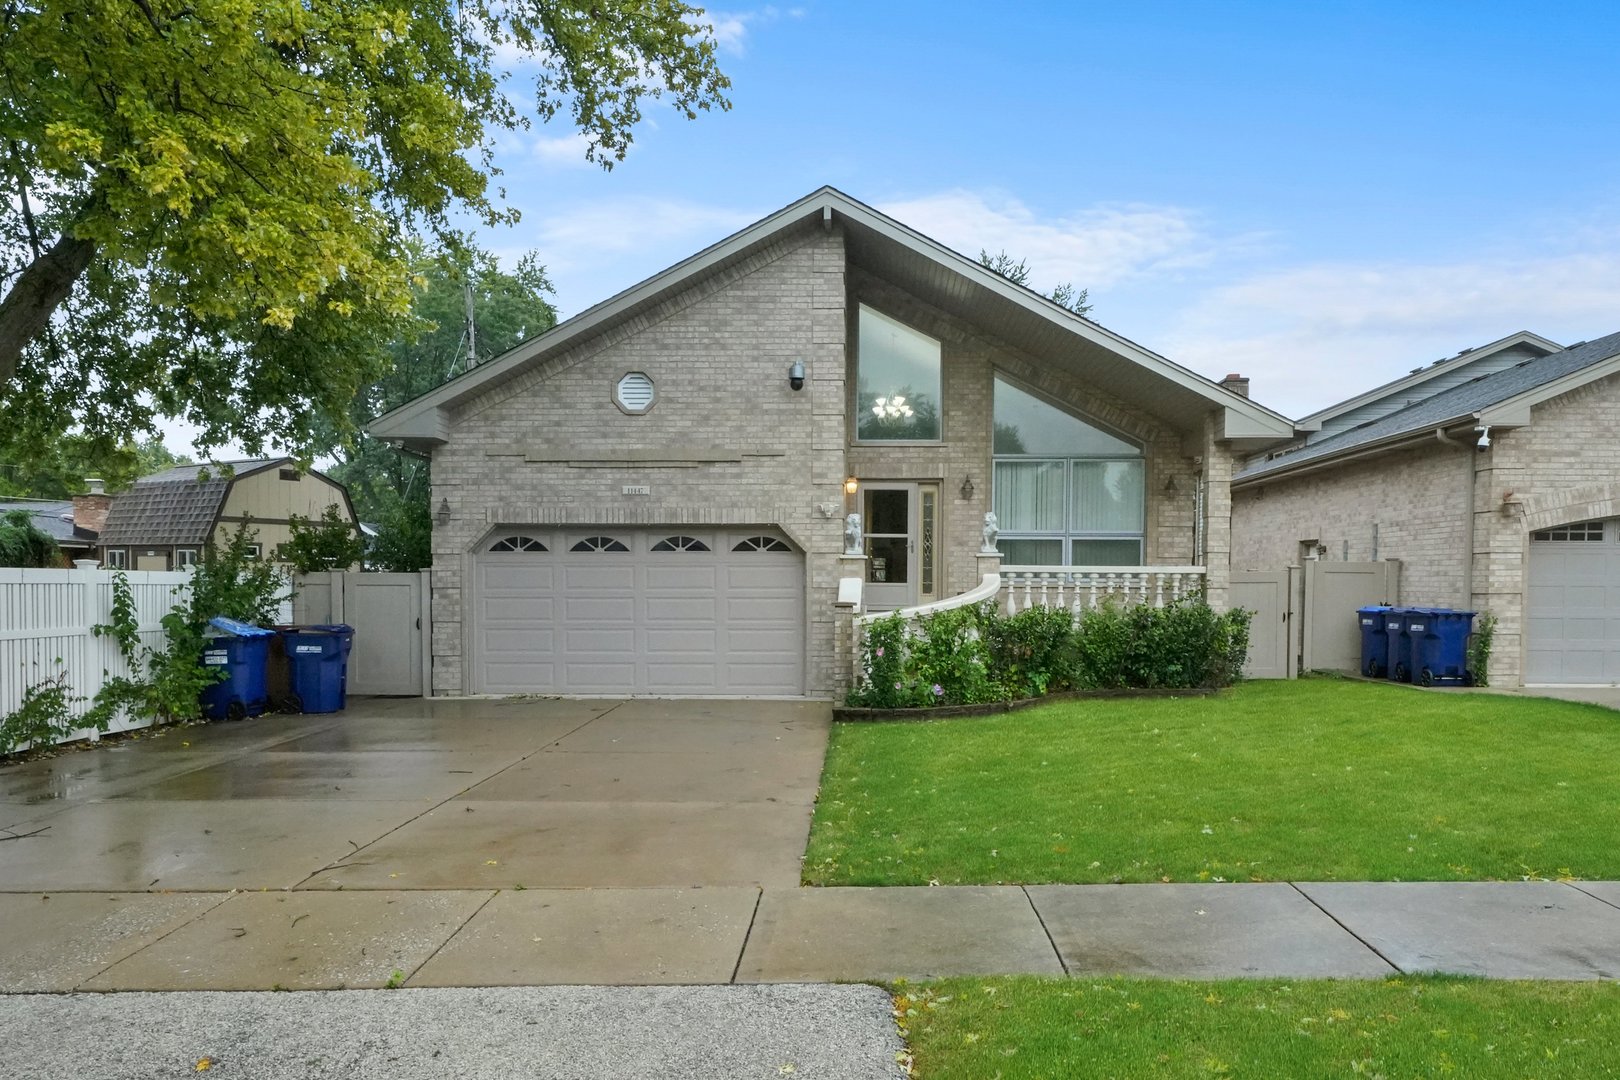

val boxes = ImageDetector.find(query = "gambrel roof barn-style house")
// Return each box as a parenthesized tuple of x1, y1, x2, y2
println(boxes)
(371, 187, 1294, 697)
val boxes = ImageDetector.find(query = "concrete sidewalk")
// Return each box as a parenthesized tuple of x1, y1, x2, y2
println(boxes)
(2, 880, 1616, 992)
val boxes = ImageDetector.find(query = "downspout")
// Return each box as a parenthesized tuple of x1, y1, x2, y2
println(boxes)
(1435, 426, 1476, 609)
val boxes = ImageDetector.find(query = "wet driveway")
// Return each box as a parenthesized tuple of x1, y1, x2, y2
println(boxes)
(0, 696, 831, 894)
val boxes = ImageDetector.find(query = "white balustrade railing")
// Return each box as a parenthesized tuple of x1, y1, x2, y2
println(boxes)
(997, 565, 1206, 617)
(848, 572, 1001, 689)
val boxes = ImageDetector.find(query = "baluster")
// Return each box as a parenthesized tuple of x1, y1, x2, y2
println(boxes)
(1022, 574, 1033, 611)
(1070, 592, 1083, 627)
(1006, 576, 1020, 615)
(1088, 572, 1100, 609)
(1170, 573, 1182, 603)
(1035, 573, 1047, 609)
(1154, 573, 1165, 608)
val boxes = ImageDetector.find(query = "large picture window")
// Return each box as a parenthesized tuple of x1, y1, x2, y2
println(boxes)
(855, 305, 941, 441)
(992, 377, 1144, 565)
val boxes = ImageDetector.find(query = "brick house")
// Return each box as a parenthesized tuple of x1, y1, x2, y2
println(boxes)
(370, 187, 1293, 698)
(1232, 329, 1620, 687)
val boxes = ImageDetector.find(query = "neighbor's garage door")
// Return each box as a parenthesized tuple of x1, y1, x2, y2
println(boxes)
(474, 529, 804, 695)
(1527, 519, 1620, 683)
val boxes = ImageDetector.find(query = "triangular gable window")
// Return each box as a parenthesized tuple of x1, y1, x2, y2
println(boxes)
(991, 377, 1145, 567)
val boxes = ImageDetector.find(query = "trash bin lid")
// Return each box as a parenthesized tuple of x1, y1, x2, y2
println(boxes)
(207, 616, 276, 638)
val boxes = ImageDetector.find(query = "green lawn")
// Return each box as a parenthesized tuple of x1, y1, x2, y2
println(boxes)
(901, 976, 1620, 1079)
(805, 680, 1620, 885)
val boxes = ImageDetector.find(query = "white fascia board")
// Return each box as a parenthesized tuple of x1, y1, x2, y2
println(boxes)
(369, 185, 1296, 442)
(1231, 418, 1477, 488)
(1296, 330, 1563, 427)
(829, 192, 1295, 439)
(1477, 349, 1620, 429)
(367, 188, 847, 439)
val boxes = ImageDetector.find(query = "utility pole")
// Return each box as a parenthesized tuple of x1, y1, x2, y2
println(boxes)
(464, 280, 478, 368)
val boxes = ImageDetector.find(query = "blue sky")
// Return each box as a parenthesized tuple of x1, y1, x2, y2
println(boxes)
(176, 1, 1620, 453)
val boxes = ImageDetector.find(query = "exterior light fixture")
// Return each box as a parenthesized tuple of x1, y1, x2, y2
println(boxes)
(959, 475, 975, 500)
(436, 498, 451, 525)
(844, 476, 859, 496)
(788, 360, 806, 391)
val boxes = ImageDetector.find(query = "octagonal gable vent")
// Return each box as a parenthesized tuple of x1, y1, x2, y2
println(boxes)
(615, 371, 656, 414)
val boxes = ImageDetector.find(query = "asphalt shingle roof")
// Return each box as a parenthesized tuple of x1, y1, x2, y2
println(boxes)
(1238, 330, 1620, 482)
(0, 499, 96, 547)
(98, 458, 282, 547)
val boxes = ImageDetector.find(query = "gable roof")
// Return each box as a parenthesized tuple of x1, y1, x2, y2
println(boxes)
(370, 186, 1294, 450)
(1295, 330, 1563, 434)
(98, 458, 284, 547)
(1236, 330, 1620, 484)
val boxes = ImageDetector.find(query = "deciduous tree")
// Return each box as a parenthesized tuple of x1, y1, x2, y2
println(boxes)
(0, 0, 729, 456)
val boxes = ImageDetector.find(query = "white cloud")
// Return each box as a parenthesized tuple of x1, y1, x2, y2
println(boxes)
(705, 7, 804, 55)
(1161, 251, 1620, 416)
(528, 132, 594, 169)
(877, 189, 1254, 294)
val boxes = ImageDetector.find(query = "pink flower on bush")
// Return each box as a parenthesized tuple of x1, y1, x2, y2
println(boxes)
(932, 683, 944, 697)
(875, 647, 884, 658)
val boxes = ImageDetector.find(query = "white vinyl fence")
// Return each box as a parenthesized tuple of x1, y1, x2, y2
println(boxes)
(0, 564, 193, 744)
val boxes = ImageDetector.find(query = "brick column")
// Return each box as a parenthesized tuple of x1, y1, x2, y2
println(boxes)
(1201, 414, 1235, 612)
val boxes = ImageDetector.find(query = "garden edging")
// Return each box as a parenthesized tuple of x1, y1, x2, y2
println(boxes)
(833, 686, 1220, 723)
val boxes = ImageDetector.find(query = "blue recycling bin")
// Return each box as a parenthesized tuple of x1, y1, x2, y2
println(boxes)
(281, 624, 355, 714)
(199, 617, 275, 720)
(1357, 605, 1393, 678)
(1407, 609, 1476, 687)
(1382, 608, 1412, 682)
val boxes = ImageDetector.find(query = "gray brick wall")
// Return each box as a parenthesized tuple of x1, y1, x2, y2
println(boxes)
(1231, 369, 1620, 686)
(427, 222, 1235, 697)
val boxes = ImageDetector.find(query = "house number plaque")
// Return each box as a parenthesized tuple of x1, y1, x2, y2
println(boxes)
(621, 485, 651, 495)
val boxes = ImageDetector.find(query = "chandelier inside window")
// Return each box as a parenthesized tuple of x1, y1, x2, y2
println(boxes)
(872, 394, 914, 419)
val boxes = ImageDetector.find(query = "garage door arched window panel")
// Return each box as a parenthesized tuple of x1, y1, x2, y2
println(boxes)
(733, 535, 792, 553)
(1531, 521, 1605, 542)
(651, 535, 710, 552)
(487, 535, 548, 553)
(571, 535, 630, 553)
(991, 375, 1145, 566)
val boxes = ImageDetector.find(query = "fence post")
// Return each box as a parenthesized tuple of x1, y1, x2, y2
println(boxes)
(72, 561, 102, 741)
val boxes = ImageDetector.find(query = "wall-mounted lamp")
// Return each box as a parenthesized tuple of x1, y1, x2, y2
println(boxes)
(436, 498, 451, 525)
(1163, 475, 1178, 493)
(959, 475, 975, 500)
(844, 476, 859, 496)
(788, 360, 806, 391)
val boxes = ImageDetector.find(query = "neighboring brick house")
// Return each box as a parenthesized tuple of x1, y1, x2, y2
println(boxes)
(1232, 330, 1620, 687)
(98, 458, 359, 571)
(0, 483, 110, 562)
(370, 187, 1293, 698)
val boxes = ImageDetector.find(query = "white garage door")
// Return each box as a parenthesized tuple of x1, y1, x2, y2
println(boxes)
(474, 529, 805, 695)
(1527, 519, 1620, 684)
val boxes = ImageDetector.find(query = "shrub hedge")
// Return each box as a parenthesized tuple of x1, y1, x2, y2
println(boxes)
(846, 598, 1252, 708)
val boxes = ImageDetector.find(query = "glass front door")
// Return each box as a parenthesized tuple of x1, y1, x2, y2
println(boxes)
(862, 483, 940, 611)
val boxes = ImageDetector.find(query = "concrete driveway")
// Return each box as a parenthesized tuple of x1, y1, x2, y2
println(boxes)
(0, 696, 831, 991)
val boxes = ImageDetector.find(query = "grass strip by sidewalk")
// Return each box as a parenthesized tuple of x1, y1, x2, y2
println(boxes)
(900, 975, 1620, 1079)
(807, 680, 1620, 885)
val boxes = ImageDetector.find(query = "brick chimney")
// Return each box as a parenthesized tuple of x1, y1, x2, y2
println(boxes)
(72, 478, 112, 538)
(1219, 373, 1250, 398)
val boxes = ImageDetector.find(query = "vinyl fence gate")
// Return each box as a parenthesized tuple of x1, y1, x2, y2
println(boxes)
(293, 572, 431, 697)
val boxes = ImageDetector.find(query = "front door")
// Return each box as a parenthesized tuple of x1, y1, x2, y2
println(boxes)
(862, 483, 940, 611)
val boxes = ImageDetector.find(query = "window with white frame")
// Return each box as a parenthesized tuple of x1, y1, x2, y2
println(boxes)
(991, 376, 1145, 566)
(104, 548, 128, 569)
(176, 549, 200, 568)
(855, 305, 942, 441)
(245, 543, 262, 561)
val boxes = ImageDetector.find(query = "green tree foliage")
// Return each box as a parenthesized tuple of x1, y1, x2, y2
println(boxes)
(283, 505, 366, 573)
(0, 435, 191, 498)
(0, 508, 62, 566)
(327, 249, 558, 571)
(978, 249, 1092, 316)
(0, 0, 729, 458)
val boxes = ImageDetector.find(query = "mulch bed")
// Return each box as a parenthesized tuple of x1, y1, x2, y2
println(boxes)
(833, 686, 1220, 723)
